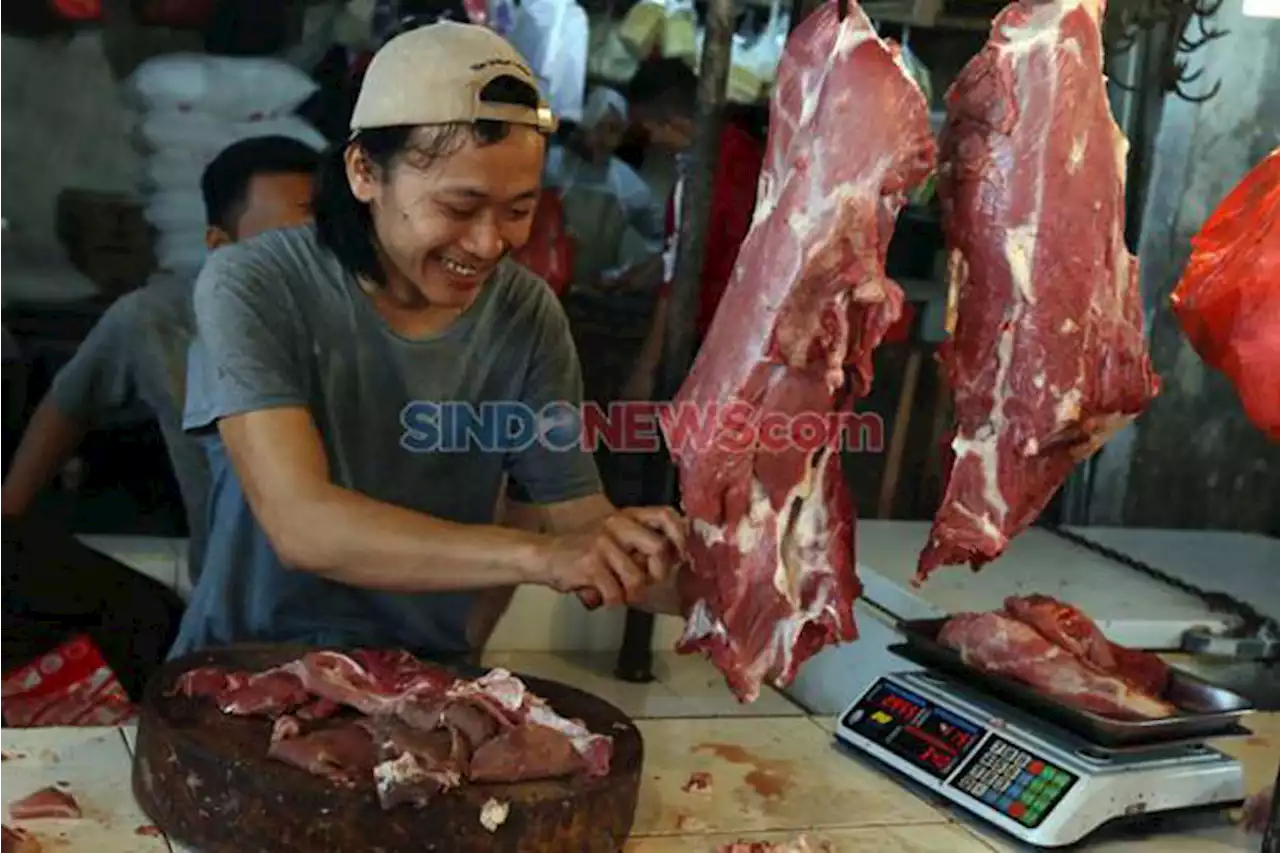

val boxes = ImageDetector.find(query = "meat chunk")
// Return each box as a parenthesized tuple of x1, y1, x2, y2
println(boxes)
(266, 722, 378, 784)
(282, 650, 458, 717)
(938, 611, 1176, 719)
(682, 771, 713, 793)
(469, 723, 586, 783)
(663, 0, 936, 703)
(8, 785, 81, 820)
(168, 666, 248, 699)
(2, 826, 41, 853)
(372, 751, 464, 810)
(171, 651, 615, 805)
(216, 669, 311, 717)
(168, 664, 310, 718)
(1003, 594, 1169, 696)
(717, 836, 833, 853)
(919, 0, 1159, 580)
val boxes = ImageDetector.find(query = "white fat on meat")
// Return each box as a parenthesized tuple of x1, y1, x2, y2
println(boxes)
(480, 798, 510, 832)
(1068, 135, 1089, 173)
(1004, 225, 1038, 304)
(948, 304, 1018, 537)
(679, 450, 843, 702)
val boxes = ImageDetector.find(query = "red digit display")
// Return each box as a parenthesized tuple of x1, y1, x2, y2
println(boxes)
(880, 694, 921, 721)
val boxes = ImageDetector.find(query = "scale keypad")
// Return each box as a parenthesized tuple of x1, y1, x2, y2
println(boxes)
(950, 735, 1077, 829)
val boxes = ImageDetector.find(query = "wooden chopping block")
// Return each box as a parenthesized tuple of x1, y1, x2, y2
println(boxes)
(132, 645, 644, 853)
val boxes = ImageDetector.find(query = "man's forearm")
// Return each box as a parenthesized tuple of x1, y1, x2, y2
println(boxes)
(1, 395, 88, 516)
(273, 483, 553, 594)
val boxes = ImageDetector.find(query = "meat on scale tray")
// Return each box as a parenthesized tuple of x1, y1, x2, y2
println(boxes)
(939, 594, 1177, 720)
(664, 0, 936, 703)
(918, 0, 1160, 581)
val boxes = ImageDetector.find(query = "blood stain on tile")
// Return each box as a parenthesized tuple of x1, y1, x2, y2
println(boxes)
(694, 743, 792, 801)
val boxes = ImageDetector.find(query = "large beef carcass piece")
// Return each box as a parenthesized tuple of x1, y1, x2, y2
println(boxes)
(939, 594, 1175, 719)
(662, 0, 936, 702)
(917, 0, 1160, 581)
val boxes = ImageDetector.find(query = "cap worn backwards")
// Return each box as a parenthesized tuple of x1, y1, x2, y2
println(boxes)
(349, 21, 558, 136)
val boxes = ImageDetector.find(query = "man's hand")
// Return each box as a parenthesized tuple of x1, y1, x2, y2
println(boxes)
(534, 506, 687, 608)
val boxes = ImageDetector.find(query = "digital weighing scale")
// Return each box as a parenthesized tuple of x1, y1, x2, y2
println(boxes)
(835, 670, 1248, 848)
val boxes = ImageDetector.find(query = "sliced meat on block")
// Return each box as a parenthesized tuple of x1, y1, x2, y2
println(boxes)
(216, 669, 311, 717)
(282, 650, 458, 716)
(469, 723, 587, 783)
(662, 0, 936, 703)
(296, 697, 341, 721)
(168, 666, 249, 699)
(918, 0, 1159, 581)
(374, 751, 464, 810)
(938, 611, 1176, 719)
(7, 786, 81, 820)
(2, 826, 41, 853)
(266, 722, 378, 785)
(1003, 594, 1170, 696)
(362, 717, 468, 809)
(168, 665, 310, 718)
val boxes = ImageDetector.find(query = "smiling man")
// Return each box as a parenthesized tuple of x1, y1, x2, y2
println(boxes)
(172, 22, 688, 661)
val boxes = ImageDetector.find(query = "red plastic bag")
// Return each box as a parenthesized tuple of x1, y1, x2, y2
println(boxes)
(50, 0, 99, 19)
(1170, 147, 1280, 442)
(513, 190, 574, 296)
(1, 635, 136, 727)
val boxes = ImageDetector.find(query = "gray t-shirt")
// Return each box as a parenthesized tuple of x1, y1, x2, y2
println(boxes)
(48, 274, 209, 585)
(172, 224, 603, 658)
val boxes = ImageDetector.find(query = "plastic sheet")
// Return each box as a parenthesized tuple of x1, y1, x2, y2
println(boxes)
(1170, 146, 1280, 442)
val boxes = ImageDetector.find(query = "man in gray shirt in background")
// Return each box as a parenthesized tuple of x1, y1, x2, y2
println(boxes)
(2, 136, 319, 585)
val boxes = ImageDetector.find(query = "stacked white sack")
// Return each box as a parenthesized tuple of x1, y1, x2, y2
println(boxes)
(124, 53, 327, 277)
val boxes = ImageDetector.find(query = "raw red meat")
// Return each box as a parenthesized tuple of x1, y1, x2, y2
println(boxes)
(469, 723, 586, 783)
(662, 0, 936, 702)
(1170, 146, 1280, 442)
(282, 650, 458, 717)
(1003, 594, 1169, 696)
(717, 836, 832, 853)
(918, 0, 1159, 580)
(938, 610, 1176, 719)
(1, 826, 41, 853)
(682, 771, 713, 793)
(172, 651, 615, 810)
(7, 785, 81, 820)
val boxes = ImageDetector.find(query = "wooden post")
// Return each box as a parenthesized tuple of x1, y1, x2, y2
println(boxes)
(614, 0, 739, 684)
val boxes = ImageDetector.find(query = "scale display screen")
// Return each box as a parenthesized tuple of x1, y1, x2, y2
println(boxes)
(948, 734, 1079, 829)
(843, 679, 985, 781)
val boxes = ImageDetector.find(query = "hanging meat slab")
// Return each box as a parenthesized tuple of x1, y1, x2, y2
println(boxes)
(918, 0, 1160, 581)
(133, 646, 643, 853)
(661, 0, 936, 703)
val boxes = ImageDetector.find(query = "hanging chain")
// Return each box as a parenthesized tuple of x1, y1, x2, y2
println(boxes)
(1044, 525, 1280, 641)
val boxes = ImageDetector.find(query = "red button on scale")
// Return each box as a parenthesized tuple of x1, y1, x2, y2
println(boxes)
(1009, 802, 1027, 818)
(1027, 761, 1045, 775)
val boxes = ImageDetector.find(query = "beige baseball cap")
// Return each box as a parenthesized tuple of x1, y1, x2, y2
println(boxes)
(349, 21, 557, 135)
